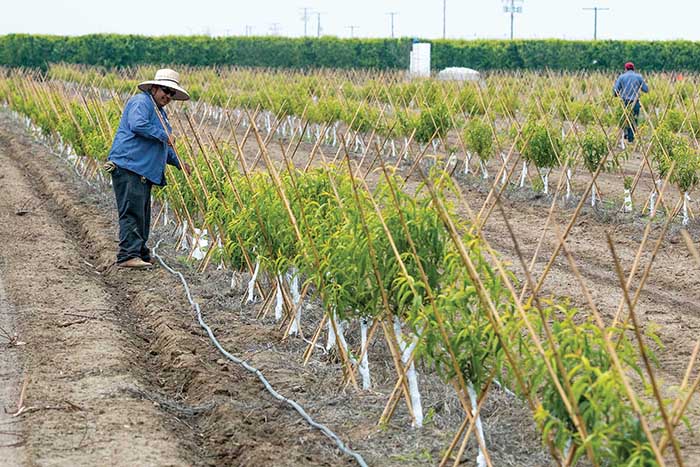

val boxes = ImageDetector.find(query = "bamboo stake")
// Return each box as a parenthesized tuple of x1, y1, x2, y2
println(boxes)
(302, 313, 327, 365)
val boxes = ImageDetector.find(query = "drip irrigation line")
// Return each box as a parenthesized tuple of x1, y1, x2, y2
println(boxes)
(152, 240, 368, 467)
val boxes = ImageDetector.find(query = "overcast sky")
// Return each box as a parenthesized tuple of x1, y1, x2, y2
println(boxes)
(2, 0, 699, 41)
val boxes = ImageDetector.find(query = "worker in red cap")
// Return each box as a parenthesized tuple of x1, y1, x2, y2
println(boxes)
(613, 61, 648, 143)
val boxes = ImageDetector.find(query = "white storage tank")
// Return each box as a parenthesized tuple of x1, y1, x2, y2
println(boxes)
(409, 42, 431, 78)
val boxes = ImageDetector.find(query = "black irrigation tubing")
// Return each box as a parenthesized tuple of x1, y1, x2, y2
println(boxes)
(152, 240, 368, 467)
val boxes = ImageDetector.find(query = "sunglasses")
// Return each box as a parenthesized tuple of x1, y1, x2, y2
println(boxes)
(159, 86, 176, 97)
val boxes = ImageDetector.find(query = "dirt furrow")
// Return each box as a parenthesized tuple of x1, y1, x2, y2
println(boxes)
(0, 129, 189, 465)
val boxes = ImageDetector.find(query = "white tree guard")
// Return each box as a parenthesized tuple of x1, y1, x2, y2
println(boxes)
(247, 258, 260, 303)
(393, 316, 423, 428)
(358, 317, 371, 390)
(467, 380, 487, 467)
(623, 189, 633, 213)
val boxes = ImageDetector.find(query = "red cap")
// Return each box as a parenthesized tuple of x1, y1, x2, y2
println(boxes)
(624, 62, 635, 70)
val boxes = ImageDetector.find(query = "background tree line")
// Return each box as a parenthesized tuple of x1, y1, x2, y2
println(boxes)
(2, 34, 699, 71)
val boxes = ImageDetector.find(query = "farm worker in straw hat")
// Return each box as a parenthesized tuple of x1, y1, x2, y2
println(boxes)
(613, 61, 648, 143)
(104, 68, 190, 269)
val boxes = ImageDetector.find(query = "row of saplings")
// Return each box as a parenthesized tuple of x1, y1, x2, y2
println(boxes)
(0, 75, 667, 465)
(13, 68, 699, 228)
(164, 152, 662, 466)
(460, 110, 700, 225)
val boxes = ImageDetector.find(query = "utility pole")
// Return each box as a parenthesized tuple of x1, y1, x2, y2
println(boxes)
(316, 12, 323, 38)
(245, 25, 253, 36)
(502, 0, 523, 40)
(387, 11, 398, 38)
(347, 25, 358, 38)
(583, 6, 609, 40)
(269, 23, 281, 36)
(300, 7, 312, 36)
(442, 0, 446, 39)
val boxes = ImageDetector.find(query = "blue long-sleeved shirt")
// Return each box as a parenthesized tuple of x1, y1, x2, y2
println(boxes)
(108, 91, 181, 185)
(613, 70, 649, 103)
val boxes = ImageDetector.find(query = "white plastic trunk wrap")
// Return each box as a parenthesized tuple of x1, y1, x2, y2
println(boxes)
(500, 153, 507, 185)
(287, 268, 302, 336)
(649, 180, 661, 217)
(467, 380, 487, 467)
(178, 220, 189, 251)
(393, 316, 423, 428)
(623, 188, 633, 213)
(541, 170, 549, 194)
(326, 309, 338, 351)
(191, 228, 209, 261)
(446, 154, 457, 172)
(479, 160, 489, 179)
(247, 259, 260, 303)
(163, 201, 169, 226)
(519, 161, 528, 188)
(359, 318, 371, 390)
(464, 151, 472, 175)
(264, 112, 271, 133)
(274, 275, 284, 322)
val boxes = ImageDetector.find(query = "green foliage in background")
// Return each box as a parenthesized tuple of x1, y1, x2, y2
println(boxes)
(5, 34, 700, 71)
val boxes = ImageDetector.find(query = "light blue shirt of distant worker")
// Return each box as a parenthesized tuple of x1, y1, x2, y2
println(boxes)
(613, 70, 649, 103)
(107, 91, 181, 186)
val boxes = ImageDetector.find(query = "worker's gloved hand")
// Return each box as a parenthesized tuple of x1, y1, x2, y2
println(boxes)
(102, 161, 117, 173)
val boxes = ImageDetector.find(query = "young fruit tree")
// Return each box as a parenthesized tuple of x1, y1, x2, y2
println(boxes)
(463, 116, 495, 180)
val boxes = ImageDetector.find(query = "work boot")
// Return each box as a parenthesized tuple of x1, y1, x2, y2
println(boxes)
(117, 257, 153, 269)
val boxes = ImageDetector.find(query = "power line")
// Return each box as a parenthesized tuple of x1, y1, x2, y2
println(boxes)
(387, 12, 398, 39)
(583, 6, 610, 40)
(502, 0, 524, 40)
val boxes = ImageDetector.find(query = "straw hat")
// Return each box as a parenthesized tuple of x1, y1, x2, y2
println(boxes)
(138, 68, 190, 101)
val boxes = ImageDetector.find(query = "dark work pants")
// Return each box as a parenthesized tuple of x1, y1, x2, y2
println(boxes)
(111, 166, 152, 263)
(623, 100, 641, 142)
